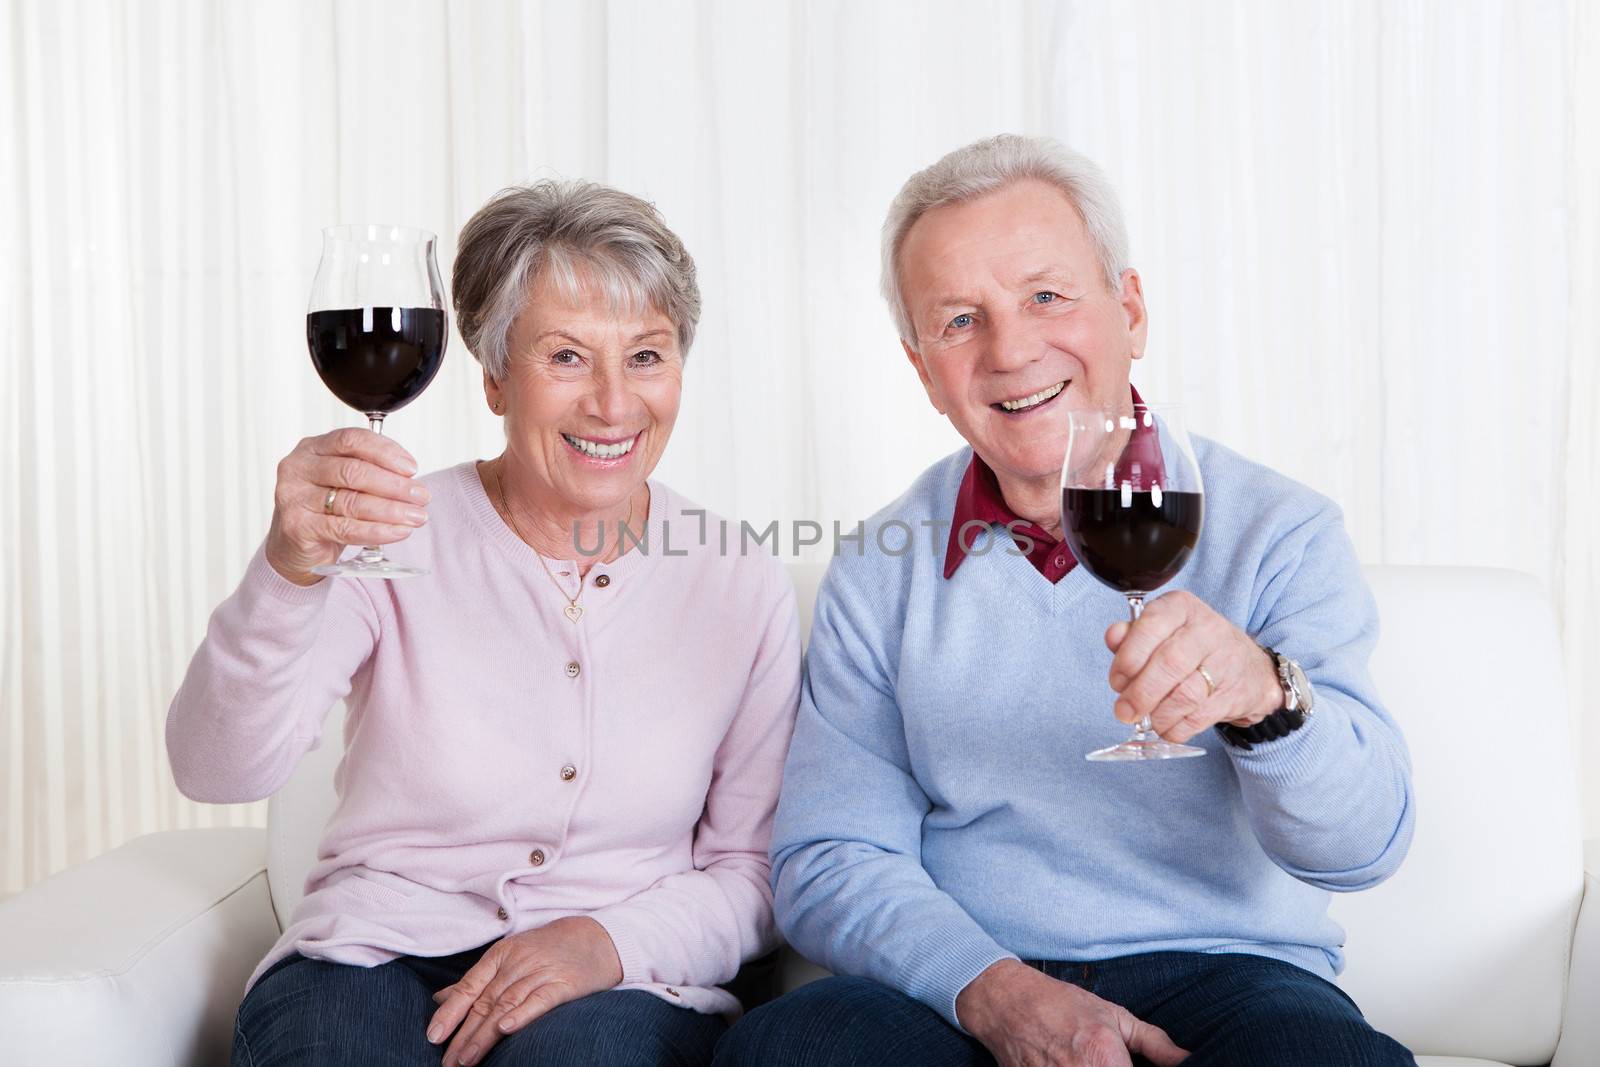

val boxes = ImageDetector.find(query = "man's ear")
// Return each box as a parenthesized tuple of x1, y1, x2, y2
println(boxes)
(1118, 268, 1148, 360)
(903, 340, 946, 415)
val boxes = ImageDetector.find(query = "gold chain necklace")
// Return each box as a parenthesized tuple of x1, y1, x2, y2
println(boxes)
(493, 463, 634, 624)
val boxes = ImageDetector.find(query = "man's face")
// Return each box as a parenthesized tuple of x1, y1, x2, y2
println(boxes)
(897, 179, 1146, 493)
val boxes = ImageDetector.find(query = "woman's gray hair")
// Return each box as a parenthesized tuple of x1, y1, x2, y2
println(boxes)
(452, 180, 701, 380)
(880, 134, 1130, 345)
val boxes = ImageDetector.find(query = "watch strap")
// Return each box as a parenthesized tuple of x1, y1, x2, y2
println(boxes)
(1216, 649, 1311, 751)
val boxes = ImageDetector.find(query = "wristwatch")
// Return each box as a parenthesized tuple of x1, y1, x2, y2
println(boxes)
(1216, 648, 1315, 751)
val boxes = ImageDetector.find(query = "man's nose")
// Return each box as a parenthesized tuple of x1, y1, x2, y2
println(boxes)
(982, 311, 1043, 373)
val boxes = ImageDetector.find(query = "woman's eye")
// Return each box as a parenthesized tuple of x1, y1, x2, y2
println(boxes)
(1032, 291, 1058, 304)
(948, 313, 975, 329)
(552, 349, 580, 365)
(631, 349, 662, 366)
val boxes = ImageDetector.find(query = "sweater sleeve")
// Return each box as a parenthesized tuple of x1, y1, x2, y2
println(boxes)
(165, 544, 381, 804)
(588, 569, 802, 990)
(1226, 502, 1416, 891)
(768, 562, 1016, 1032)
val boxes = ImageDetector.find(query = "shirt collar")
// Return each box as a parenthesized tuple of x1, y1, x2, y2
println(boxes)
(943, 384, 1151, 580)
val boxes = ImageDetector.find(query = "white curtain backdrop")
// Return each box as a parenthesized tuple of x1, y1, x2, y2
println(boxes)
(3, 0, 1596, 896)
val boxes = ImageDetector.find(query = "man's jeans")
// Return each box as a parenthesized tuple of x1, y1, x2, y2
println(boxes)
(232, 945, 726, 1066)
(714, 951, 1415, 1066)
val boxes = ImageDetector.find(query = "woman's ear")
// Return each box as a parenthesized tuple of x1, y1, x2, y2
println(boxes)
(484, 370, 506, 415)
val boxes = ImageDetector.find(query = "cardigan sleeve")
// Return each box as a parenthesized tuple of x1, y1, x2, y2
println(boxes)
(165, 543, 382, 804)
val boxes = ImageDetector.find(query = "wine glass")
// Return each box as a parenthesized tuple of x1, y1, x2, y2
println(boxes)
(306, 224, 447, 579)
(1060, 402, 1206, 761)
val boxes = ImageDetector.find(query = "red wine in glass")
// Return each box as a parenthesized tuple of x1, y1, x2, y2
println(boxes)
(1060, 403, 1206, 761)
(306, 225, 447, 579)
(1060, 488, 1203, 593)
(307, 306, 446, 414)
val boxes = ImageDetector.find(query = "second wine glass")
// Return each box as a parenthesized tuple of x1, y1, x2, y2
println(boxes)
(1060, 402, 1206, 761)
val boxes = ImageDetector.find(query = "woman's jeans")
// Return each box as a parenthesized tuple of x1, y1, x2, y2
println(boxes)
(232, 944, 726, 1066)
(713, 951, 1415, 1067)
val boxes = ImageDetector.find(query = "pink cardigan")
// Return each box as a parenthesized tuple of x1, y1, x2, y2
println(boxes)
(166, 463, 802, 1016)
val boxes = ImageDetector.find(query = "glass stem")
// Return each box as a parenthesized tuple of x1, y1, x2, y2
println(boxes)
(357, 413, 387, 564)
(1126, 594, 1152, 736)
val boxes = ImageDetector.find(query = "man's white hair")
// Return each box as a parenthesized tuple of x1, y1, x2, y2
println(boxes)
(880, 134, 1130, 345)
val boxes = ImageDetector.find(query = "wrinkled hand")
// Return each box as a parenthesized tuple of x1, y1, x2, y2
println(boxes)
(427, 916, 623, 1067)
(1105, 590, 1282, 742)
(957, 960, 1187, 1067)
(265, 427, 429, 586)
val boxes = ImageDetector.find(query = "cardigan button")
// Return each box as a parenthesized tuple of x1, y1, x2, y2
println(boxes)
(560, 765, 577, 782)
(594, 574, 610, 588)
(529, 849, 545, 866)
(496, 906, 509, 921)
(565, 661, 580, 679)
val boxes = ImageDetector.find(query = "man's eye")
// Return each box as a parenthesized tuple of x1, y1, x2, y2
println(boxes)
(948, 313, 975, 329)
(1032, 291, 1058, 304)
(631, 349, 662, 366)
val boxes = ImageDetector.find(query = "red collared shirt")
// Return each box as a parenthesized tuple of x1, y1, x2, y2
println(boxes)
(943, 386, 1163, 584)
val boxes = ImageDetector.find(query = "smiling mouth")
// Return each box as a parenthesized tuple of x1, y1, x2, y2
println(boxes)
(561, 432, 638, 460)
(993, 380, 1068, 413)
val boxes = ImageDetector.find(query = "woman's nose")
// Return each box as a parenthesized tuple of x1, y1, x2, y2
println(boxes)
(588, 368, 634, 424)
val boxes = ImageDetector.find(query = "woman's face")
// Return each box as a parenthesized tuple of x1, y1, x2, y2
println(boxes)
(487, 270, 683, 517)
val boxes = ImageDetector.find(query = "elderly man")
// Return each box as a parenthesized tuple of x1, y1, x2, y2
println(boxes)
(714, 135, 1415, 1066)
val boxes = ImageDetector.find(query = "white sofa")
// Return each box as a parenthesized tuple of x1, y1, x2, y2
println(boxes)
(1, 563, 1595, 1066)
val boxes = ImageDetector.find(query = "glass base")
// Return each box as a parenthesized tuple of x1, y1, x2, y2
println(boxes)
(312, 558, 427, 580)
(1086, 736, 1207, 761)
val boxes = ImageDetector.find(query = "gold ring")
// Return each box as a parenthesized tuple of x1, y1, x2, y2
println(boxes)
(323, 488, 338, 515)
(1196, 662, 1217, 698)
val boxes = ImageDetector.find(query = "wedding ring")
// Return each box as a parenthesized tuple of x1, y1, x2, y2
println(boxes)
(323, 488, 339, 515)
(1196, 662, 1217, 698)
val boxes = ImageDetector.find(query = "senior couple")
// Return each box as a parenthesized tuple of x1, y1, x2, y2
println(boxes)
(169, 135, 1416, 1067)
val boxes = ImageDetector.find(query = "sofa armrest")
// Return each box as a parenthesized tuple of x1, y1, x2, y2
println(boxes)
(0, 828, 276, 1067)
(1553, 839, 1600, 1067)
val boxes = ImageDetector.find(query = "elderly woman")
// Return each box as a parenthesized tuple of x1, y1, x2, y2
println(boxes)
(166, 182, 800, 1067)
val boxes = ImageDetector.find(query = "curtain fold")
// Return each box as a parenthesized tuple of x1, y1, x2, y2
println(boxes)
(2, 0, 1594, 896)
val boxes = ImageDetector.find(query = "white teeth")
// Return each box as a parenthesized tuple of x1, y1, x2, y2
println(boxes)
(999, 380, 1066, 412)
(563, 433, 636, 459)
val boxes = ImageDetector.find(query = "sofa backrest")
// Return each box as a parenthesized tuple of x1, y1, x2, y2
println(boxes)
(267, 563, 1581, 1061)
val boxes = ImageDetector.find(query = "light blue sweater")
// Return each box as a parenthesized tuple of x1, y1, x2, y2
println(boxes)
(770, 437, 1415, 1030)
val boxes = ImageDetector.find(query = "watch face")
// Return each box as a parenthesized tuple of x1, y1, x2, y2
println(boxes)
(1286, 660, 1312, 713)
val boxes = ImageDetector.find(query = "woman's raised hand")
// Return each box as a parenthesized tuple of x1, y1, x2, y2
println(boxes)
(265, 428, 429, 585)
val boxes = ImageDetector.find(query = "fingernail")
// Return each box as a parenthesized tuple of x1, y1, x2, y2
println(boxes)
(427, 1026, 442, 1044)
(1114, 700, 1133, 722)
(463, 1046, 480, 1066)
(404, 508, 427, 526)
(409, 484, 430, 503)
(498, 1019, 515, 1033)
(399, 457, 418, 475)
(1109, 672, 1125, 690)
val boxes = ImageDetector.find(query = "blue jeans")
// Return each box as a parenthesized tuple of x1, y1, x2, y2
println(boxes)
(714, 952, 1415, 1066)
(233, 945, 726, 1066)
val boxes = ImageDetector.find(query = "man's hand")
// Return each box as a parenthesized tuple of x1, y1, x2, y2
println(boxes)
(1105, 590, 1283, 743)
(426, 916, 623, 1067)
(956, 960, 1187, 1067)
